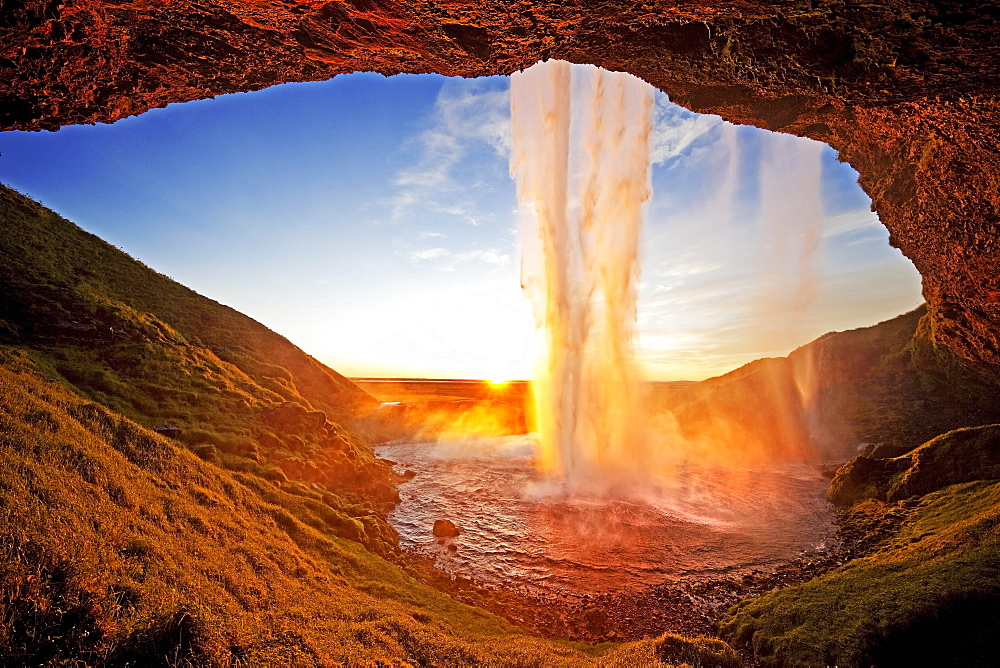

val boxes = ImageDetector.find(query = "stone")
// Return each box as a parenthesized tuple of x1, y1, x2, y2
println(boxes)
(827, 455, 910, 506)
(828, 424, 1000, 505)
(432, 519, 460, 538)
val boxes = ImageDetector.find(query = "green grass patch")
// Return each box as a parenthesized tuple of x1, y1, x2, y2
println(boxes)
(721, 479, 1000, 666)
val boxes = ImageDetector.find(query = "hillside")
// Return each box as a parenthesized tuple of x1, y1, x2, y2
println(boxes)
(661, 306, 1000, 466)
(721, 424, 1000, 667)
(0, 184, 405, 550)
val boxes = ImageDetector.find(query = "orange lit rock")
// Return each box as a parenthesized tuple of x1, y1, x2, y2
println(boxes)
(433, 519, 460, 538)
(2, 1, 998, 370)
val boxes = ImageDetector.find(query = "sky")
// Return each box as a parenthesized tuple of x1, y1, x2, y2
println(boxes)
(0, 70, 923, 381)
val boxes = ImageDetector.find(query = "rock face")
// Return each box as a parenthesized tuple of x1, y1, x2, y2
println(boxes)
(2, 1, 999, 370)
(829, 424, 1000, 505)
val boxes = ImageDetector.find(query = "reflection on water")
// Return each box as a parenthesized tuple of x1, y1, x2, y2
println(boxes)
(377, 435, 836, 596)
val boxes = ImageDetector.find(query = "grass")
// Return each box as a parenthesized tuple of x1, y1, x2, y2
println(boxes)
(0, 183, 401, 553)
(829, 424, 1000, 505)
(721, 426, 1000, 667)
(10, 181, 1000, 665)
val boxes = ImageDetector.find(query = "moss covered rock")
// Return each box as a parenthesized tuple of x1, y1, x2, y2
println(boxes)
(829, 424, 1000, 506)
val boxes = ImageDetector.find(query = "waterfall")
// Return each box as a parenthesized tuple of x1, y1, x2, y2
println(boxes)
(510, 60, 655, 487)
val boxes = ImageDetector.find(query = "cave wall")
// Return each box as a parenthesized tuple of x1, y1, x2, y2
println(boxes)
(2, 0, 998, 368)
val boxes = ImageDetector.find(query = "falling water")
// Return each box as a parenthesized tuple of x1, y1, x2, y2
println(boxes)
(758, 133, 825, 349)
(510, 61, 655, 487)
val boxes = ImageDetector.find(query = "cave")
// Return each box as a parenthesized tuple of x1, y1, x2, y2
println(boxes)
(3, 0, 999, 375)
(2, 2, 1000, 665)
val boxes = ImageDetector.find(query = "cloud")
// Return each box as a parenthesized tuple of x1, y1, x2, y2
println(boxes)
(650, 94, 724, 166)
(431, 202, 481, 226)
(388, 79, 511, 224)
(822, 208, 882, 238)
(383, 191, 419, 223)
(410, 246, 510, 268)
(411, 247, 450, 261)
(456, 249, 509, 266)
(417, 231, 444, 240)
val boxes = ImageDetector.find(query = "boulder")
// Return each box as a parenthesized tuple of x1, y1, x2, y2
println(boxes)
(432, 519, 460, 538)
(888, 424, 1000, 501)
(829, 424, 1000, 505)
(828, 455, 910, 506)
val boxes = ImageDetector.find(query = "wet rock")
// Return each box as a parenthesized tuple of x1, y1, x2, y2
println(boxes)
(433, 519, 460, 538)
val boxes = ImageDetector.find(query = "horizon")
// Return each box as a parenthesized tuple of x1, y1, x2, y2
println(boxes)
(0, 71, 922, 381)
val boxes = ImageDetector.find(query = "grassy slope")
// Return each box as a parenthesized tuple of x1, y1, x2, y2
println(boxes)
(720, 425, 1000, 667)
(828, 424, 1000, 505)
(0, 186, 371, 420)
(0, 184, 403, 555)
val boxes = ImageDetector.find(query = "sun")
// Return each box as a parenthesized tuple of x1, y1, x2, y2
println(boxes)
(488, 378, 508, 387)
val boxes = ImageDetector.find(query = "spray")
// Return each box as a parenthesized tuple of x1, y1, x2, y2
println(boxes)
(510, 61, 655, 488)
(757, 133, 825, 347)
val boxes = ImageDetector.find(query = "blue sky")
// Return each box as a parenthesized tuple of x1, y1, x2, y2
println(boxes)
(0, 71, 922, 380)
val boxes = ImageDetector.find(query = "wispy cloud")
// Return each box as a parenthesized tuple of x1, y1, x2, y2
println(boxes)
(650, 94, 723, 166)
(410, 246, 509, 268)
(388, 80, 511, 225)
(387, 77, 516, 286)
(411, 247, 450, 261)
(822, 208, 881, 237)
(456, 249, 509, 266)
